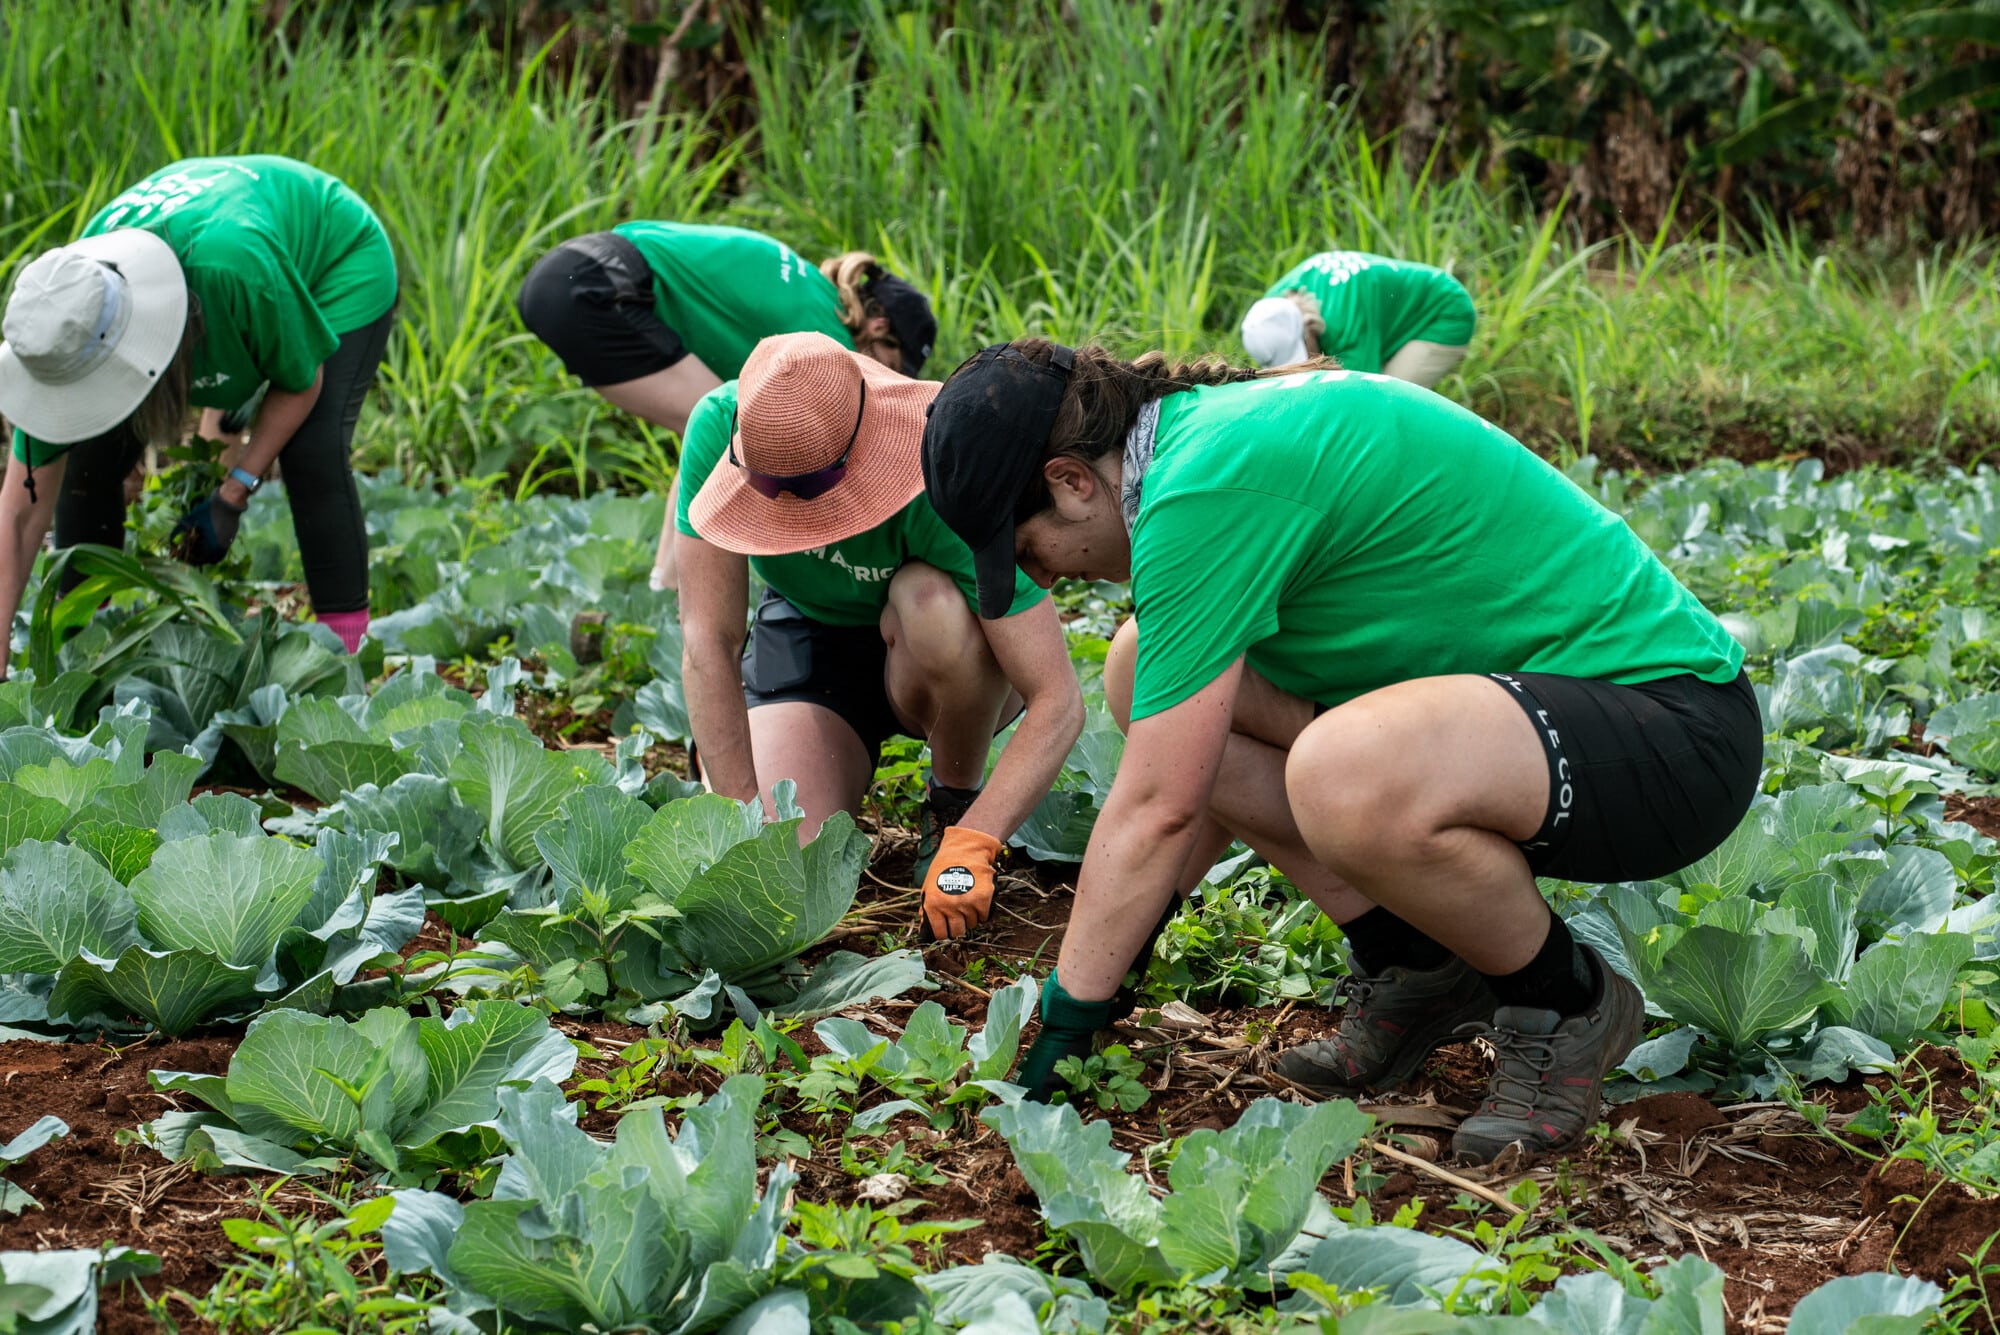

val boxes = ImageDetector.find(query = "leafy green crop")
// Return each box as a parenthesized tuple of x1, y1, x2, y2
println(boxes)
(477, 783, 919, 1020)
(0, 1245, 160, 1335)
(377, 1075, 820, 1333)
(982, 1093, 1370, 1294)
(801, 973, 1038, 1129)
(143, 1000, 574, 1179)
(1575, 780, 1987, 1094)
(0, 708, 415, 1036)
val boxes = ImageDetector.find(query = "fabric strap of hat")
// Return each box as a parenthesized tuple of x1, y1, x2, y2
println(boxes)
(35, 262, 131, 386)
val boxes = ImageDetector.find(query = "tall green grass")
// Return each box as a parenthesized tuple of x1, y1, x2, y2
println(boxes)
(3, 0, 1996, 476)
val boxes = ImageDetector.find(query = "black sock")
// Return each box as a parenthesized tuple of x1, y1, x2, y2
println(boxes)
(1484, 912, 1596, 1016)
(926, 779, 981, 821)
(1338, 907, 1453, 974)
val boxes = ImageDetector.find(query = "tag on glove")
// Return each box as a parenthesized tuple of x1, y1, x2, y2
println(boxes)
(919, 825, 1002, 941)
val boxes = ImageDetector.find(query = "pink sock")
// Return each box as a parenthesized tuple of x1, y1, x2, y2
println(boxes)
(318, 609, 369, 654)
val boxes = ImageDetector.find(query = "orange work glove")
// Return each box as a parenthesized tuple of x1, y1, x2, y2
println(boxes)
(920, 826, 1003, 941)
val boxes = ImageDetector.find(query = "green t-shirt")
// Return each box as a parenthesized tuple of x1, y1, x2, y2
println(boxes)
(1126, 371, 1745, 721)
(674, 383, 1045, 626)
(15, 155, 396, 464)
(613, 222, 854, 381)
(1265, 252, 1475, 375)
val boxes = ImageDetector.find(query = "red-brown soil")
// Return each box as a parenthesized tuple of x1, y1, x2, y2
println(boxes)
(0, 1035, 249, 1334)
(6, 822, 1999, 1331)
(1948, 794, 2000, 842)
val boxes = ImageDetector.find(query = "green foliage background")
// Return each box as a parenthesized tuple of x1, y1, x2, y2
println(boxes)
(3, 0, 1998, 479)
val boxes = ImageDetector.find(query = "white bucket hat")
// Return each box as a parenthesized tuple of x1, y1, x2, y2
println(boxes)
(0, 229, 187, 444)
(1241, 295, 1310, 369)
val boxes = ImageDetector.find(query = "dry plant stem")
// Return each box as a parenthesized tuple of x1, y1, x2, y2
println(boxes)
(1364, 1138, 1526, 1217)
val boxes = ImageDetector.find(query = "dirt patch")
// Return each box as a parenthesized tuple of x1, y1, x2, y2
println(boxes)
(0, 1034, 253, 1334)
(1861, 1158, 2000, 1285)
(1948, 794, 2000, 842)
(1618, 1091, 1729, 1142)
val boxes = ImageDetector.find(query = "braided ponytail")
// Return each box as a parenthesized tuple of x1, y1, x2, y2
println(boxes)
(1002, 339, 1325, 519)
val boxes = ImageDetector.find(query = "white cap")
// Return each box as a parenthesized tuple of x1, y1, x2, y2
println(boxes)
(0, 230, 186, 444)
(1240, 296, 1309, 369)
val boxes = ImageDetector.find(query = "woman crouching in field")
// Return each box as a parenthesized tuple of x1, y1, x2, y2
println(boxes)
(0, 155, 398, 673)
(919, 342, 1759, 1163)
(517, 222, 935, 595)
(676, 332, 1082, 941)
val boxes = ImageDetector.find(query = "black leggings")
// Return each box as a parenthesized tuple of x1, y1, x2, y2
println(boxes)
(56, 307, 394, 613)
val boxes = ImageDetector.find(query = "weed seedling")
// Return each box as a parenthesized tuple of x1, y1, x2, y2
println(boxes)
(1053, 1044, 1151, 1112)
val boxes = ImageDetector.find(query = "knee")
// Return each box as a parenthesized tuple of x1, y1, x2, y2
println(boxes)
(1104, 618, 1139, 734)
(885, 563, 991, 677)
(1285, 707, 1436, 867)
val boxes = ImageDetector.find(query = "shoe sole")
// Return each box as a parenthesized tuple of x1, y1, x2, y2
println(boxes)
(1279, 988, 1500, 1097)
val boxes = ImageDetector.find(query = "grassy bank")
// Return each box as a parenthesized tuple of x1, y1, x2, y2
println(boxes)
(3, 0, 1995, 480)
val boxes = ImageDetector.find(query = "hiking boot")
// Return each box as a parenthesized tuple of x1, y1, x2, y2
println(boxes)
(912, 781, 978, 886)
(1450, 943, 1645, 1165)
(1273, 955, 1498, 1096)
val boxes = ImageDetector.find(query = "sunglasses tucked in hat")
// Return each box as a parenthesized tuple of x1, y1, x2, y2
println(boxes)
(1240, 295, 1310, 369)
(690, 330, 941, 556)
(861, 268, 938, 377)
(0, 230, 187, 444)
(919, 343, 1075, 620)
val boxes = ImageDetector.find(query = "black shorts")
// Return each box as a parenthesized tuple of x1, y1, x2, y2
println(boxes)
(515, 232, 689, 386)
(1488, 669, 1762, 883)
(741, 591, 901, 766)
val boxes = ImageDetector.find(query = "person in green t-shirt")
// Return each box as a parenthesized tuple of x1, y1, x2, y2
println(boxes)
(920, 342, 1761, 1164)
(0, 156, 398, 677)
(517, 223, 937, 594)
(1241, 252, 1475, 387)
(677, 331, 1080, 941)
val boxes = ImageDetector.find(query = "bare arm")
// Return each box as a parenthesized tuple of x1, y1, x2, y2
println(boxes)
(215, 368, 324, 508)
(1056, 658, 1243, 1000)
(959, 598, 1085, 842)
(677, 528, 757, 801)
(0, 454, 67, 681)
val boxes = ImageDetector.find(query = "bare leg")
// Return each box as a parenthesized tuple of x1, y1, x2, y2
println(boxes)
(1104, 618, 1376, 918)
(595, 357, 725, 595)
(1285, 675, 1550, 975)
(746, 700, 875, 840)
(880, 562, 1015, 788)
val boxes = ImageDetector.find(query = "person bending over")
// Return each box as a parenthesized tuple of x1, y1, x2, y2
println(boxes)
(0, 155, 397, 672)
(1241, 251, 1473, 387)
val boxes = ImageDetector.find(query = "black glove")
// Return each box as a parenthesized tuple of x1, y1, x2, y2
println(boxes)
(1017, 974, 1118, 1103)
(172, 489, 246, 566)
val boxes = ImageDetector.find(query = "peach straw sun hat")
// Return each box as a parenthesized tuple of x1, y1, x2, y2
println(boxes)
(690, 330, 941, 556)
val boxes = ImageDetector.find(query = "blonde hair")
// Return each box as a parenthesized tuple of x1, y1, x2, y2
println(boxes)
(819, 250, 896, 363)
(128, 294, 203, 447)
(1283, 288, 1326, 354)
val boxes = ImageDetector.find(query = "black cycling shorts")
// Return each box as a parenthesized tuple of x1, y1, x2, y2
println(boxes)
(516, 232, 689, 387)
(1488, 669, 1762, 883)
(740, 591, 901, 766)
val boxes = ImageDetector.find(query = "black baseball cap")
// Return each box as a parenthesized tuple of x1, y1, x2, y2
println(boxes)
(863, 269, 938, 377)
(920, 342, 1076, 619)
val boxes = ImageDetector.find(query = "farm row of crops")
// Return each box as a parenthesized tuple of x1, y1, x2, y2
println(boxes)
(0, 454, 1997, 1331)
